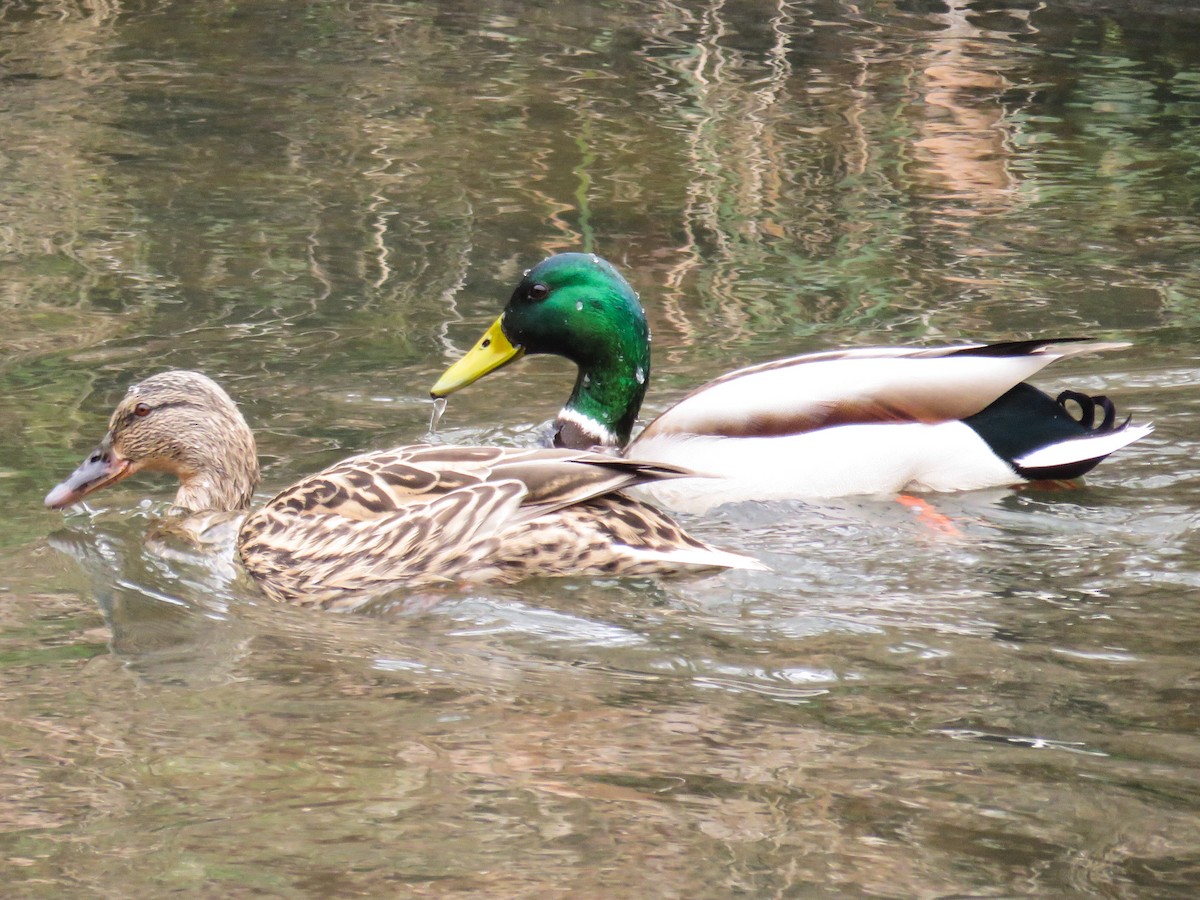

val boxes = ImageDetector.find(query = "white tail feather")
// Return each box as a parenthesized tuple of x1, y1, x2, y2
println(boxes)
(1015, 424, 1153, 470)
(618, 543, 768, 572)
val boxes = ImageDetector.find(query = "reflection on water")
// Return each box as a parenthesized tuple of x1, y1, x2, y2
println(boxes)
(4, 0, 1200, 895)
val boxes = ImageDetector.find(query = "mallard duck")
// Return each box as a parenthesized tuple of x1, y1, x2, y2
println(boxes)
(45, 370, 761, 609)
(431, 253, 1153, 512)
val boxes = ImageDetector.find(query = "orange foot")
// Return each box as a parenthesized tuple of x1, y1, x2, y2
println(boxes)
(896, 494, 962, 537)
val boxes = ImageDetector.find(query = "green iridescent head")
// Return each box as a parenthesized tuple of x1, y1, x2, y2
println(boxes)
(432, 253, 651, 448)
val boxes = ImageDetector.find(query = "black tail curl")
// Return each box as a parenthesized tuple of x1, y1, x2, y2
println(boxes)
(964, 382, 1136, 481)
(1055, 390, 1127, 433)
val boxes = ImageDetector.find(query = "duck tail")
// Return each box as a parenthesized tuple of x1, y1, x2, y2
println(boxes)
(621, 542, 769, 573)
(1012, 390, 1153, 479)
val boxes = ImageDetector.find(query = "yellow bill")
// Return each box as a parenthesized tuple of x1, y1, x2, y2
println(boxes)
(431, 316, 525, 397)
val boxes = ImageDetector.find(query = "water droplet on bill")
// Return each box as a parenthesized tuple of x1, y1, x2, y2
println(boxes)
(429, 396, 448, 434)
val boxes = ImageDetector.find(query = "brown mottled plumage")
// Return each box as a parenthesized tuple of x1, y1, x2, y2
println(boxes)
(46, 371, 760, 610)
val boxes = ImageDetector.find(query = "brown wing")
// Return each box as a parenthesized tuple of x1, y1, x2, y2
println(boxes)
(262, 444, 696, 523)
(238, 479, 528, 608)
(235, 444, 735, 608)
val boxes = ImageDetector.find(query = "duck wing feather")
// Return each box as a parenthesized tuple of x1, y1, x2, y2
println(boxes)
(237, 445, 734, 607)
(634, 340, 1130, 442)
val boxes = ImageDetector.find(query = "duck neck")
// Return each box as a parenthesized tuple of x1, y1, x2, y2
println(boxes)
(173, 467, 257, 513)
(554, 340, 649, 451)
(170, 426, 260, 513)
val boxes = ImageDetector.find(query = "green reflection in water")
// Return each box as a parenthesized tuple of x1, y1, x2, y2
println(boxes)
(2, 0, 1200, 896)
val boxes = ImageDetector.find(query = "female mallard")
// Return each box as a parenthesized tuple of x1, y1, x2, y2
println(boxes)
(431, 253, 1152, 512)
(45, 370, 760, 609)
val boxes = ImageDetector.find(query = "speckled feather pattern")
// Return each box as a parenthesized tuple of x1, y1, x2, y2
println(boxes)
(236, 444, 751, 609)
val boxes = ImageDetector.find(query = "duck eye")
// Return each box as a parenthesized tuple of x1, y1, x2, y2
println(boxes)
(527, 282, 550, 301)
(133, 402, 152, 417)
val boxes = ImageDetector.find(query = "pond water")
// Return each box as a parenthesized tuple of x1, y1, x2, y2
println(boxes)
(3, 0, 1200, 895)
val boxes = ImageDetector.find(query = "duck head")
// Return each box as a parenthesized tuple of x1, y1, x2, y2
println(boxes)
(46, 370, 259, 513)
(432, 253, 651, 448)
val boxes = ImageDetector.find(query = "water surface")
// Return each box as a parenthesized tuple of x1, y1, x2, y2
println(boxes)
(3, 0, 1200, 895)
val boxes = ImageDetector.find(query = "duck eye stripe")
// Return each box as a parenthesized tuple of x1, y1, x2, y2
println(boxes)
(123, 399, 188, 423)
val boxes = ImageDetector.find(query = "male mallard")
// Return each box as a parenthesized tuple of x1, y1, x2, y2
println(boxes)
(45, 370, 760, 609)
(431, 253, 1153, 512)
